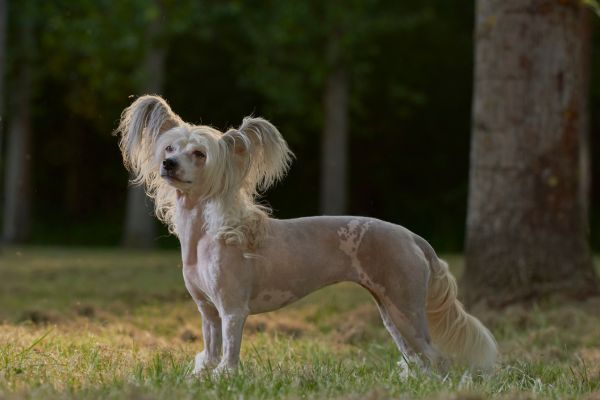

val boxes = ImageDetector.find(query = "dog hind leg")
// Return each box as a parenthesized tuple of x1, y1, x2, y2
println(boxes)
(379, 297, 445, 373)
(364, 262, 446, 374)
(375, 301, 425, 377)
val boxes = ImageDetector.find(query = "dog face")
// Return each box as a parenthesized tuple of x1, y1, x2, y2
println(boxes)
(118, 95, 293, 212)
(155, 126, 225, 194)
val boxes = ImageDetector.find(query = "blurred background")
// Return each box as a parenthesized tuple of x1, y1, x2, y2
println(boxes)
(1, 0, 600, 253)
(1, 4, 600, 397)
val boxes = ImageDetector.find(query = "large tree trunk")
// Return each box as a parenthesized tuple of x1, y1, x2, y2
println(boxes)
(2, 4, 33, 244)
(121, 8, 166, 248)
(464, 0, 598, 307)
(320, 33, 349, 215)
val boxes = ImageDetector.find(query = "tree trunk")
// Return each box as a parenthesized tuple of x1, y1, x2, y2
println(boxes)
(464, 0, 598, 307)
(579, 9, 591, 226)
(320, 34, 349, 215)
(2, 5, 33, 244)
(123, 184, 157, 248)
(0, 0, 7, 168)
(122, 7, 166, 248)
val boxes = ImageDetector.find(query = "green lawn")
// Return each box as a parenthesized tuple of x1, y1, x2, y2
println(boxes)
(0, 248, 599, 399)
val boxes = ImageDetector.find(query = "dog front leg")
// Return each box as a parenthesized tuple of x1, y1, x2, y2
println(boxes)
(215, 311, 248, 374)
(193, 304, 222, 374)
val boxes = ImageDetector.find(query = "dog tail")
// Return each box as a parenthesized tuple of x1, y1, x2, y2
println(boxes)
(426, 255, 497, 371)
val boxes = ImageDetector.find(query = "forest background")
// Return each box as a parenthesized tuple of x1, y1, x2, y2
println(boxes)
(0, 0, 569, 252)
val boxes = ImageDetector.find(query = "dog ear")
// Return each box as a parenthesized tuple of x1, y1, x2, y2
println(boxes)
(116, 95, 183, 181)
(221, 117, 294, 193)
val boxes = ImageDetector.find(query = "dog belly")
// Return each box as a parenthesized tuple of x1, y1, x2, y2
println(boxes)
(248, 288, 303, 314)
(246, 217, 381, 314)
(247, 259, 351, 314)
(247, 279, 345, 314)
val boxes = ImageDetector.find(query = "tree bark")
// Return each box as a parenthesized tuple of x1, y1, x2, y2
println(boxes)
(465, 0, 599, 307)
(2, 4, 33, 244)
(579, 8, 591, 226)
(122, 6, 165, 248)
(320, 33, 349, 215)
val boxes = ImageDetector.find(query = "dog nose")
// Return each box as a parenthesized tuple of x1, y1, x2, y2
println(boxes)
(162, 158, 178, 171)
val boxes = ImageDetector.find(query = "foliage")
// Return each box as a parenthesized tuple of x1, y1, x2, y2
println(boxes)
(0, 248, 599, 399)
(238, 0, 436, 131)
(583, 0, 600, 17)
(2, 1, 600, 251)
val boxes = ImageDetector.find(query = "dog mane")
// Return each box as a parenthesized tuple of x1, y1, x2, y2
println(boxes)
(203, 117, 293, 250)
(116, 95, 293, 250)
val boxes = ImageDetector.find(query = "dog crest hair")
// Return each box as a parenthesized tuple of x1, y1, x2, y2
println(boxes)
(115, 95, 293, 248)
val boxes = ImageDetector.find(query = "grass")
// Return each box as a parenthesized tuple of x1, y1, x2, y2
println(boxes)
(0, 248, 599, 399)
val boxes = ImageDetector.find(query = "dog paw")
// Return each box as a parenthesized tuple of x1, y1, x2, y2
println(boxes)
(212, 363, 237, 377)
(192, 351, 218, 376)
(397, 357, 419, 379)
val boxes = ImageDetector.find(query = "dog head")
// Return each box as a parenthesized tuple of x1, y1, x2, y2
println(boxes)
(154, 124, 223, 194)
(116, 95, 293, 207)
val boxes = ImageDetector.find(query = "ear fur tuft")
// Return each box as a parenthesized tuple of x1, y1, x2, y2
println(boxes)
(115, 95, 185, 235)
(115, 95, 183, 184)
(222, 117, 294, 195)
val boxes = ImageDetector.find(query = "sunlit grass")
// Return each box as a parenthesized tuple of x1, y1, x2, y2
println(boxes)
(0, 247, 599, 399)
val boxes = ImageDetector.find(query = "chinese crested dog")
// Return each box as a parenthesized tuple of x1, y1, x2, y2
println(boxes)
(116, 95, 497, 375)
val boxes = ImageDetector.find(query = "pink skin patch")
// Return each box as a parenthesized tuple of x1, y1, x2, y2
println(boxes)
(337, 220, 381, 290)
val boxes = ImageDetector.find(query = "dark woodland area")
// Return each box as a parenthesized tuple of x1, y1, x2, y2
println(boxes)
(0, 1, 512, 250)
(2, 0, 600, 255)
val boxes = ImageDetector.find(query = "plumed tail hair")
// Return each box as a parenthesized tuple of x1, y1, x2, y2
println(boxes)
(427, 258, 498, 371)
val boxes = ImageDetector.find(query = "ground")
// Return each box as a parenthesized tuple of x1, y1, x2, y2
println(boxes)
(0, 248, 599, 399)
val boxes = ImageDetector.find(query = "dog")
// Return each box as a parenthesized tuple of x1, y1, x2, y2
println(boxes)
(116, 95, 497, 376)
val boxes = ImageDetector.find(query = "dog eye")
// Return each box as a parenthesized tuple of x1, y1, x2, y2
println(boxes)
(165, 145, 174, 153)
(193, 150, 205, 158)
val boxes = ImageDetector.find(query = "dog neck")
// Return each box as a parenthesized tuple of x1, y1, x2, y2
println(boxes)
(175, 190, 207, 265)
(203, 191, 269, 251)
(174, 187, 269, 258)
